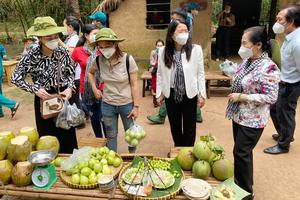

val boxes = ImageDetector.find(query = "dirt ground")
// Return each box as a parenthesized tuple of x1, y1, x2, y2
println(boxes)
(0, 80, 300, 200)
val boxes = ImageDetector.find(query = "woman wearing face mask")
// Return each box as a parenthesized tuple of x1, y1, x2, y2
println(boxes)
(226, 26, 280, 198)
(149, 39, 164, 107)
(62, 16, 84, 122)
(11, 16, 77, 153)
(88, 28, 139, 152)
(156, 20, 206, 147)
(72, 24, 106, 138)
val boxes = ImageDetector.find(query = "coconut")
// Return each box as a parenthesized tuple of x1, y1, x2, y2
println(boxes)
(0, 131, 15, 142)
(0, 160, 13, 184)
(0, 137, 9, 160)
(7, 135, 32, 164)
(19, 127, 39, 148)
(36, 136, 60, 154)
(11, 161, 33, 186)
(212, 159, 234, 181)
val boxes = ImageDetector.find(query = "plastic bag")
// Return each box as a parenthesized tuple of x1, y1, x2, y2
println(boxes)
(219, 59, 238, 77)
(125, 122, 146, 147)
(56, 100, 85, 130)
(61, 146, 93, 171)
(56, 100, 70, 130)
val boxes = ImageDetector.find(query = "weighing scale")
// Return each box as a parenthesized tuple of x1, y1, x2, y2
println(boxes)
(28, 150, 58, 190)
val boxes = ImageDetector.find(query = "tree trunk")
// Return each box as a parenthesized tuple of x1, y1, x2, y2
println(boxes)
(66, 0, 81, 19)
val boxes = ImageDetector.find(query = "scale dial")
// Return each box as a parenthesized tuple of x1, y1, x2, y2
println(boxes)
(32, 168, 50, 187)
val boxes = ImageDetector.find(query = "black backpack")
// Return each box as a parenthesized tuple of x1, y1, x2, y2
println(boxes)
(95, 54, 131, 83)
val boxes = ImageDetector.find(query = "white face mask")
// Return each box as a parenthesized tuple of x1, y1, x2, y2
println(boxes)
(44, 39, 59, 50)
(238, 46, 253, 59)
(272, 22, 285, 34)
(174, 32, 189, 45)
(100, 47, 116, 59)
(89, 34, 96, 43)
(62, 31, 68, 36)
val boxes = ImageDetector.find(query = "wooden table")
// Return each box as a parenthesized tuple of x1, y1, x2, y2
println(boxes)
(205, 71, 232, 99)
(140, 71, 152, 97)
(2, 60, 18, 87)
(0, 153, 220, 200)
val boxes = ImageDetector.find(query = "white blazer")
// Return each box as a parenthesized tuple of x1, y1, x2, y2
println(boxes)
(156, 45, 206, 99)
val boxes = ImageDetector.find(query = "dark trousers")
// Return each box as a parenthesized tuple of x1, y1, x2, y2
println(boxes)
(233, 121, 263, 194)
(270, 82, 300, 149)
(216, 26, 231, 58)
(34, 87, 78, 153)
(86, 100, 106, 138)
(165, 90, 197, 147)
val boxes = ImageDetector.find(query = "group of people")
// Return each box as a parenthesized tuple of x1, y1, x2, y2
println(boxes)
(147, 4, 299, 199)
(227, 4, 300, 199)
(0, 3, 299, 199)
(9, 11, 139, 153)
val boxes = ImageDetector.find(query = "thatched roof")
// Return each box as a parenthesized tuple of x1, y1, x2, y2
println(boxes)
(93, 0, 125, 14)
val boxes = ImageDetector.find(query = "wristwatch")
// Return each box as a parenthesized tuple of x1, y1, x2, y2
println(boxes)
(134, 105, 139, 108)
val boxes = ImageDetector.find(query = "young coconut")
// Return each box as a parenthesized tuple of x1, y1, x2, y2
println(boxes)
(0, 160, 13, 184)
(19, 127, 39, 149)
(0, 131, 15, 142)
(0, 137, 9, 160)
(11, 161, 34, 186)
(7, 135, 32, 164)
(36, 136, 60, 154)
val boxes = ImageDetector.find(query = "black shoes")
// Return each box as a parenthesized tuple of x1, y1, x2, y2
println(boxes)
(264, 145, 289, 155)
(242, 193, 255, 200)
(272, 134, 294, 142)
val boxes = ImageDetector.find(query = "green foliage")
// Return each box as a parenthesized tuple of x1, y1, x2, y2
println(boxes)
(211, 0, 223, 27)
(260, 0, 272, 23)
(0, 0, 103, 42)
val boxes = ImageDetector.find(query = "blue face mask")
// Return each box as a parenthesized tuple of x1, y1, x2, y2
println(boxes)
(156, 48, 159, 54)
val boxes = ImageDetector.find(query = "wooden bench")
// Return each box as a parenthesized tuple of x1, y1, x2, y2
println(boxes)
(140, 70, 231, 99)
(2, 60, 18, 87)
(140, 71, 152, 97)
(205, 71, 232, 99)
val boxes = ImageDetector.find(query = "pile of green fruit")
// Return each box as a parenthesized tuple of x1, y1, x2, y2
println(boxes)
(136, 159, 180, 178)
(177, 134, 233, 181)
(125, 124, 146, 147)
(63, 147, 122, 185)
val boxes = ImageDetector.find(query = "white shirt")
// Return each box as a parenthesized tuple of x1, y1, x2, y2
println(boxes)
(280, 27, 300, 83)
(65, 33, 81, 80)
(156, 45, 206, 99)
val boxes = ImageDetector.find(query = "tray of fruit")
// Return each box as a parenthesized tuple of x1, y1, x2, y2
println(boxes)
(60, 146, 123, 189)
(118, 156, 184, 200)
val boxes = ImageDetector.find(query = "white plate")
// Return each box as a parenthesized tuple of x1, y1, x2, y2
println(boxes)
(181, 178, 211, 198)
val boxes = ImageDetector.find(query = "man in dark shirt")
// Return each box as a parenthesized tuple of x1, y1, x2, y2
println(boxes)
(215, 3, 235, 61)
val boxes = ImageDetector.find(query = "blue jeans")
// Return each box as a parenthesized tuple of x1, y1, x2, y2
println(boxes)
(102, 102, 135, 152)
(86, 100, 105, 138)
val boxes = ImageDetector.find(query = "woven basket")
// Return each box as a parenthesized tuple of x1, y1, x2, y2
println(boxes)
(118, 157, 184, 200)
(60, 154, 123, 189)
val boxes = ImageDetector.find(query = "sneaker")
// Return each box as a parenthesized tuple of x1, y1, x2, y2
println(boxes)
(147, 115, 165, 124)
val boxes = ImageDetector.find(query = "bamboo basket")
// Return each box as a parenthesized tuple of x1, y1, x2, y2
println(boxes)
(118, 157, 184, 200)
(60, 154, 123, 189)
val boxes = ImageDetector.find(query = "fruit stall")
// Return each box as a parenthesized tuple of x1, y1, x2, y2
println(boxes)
(0, 128, 250, 200)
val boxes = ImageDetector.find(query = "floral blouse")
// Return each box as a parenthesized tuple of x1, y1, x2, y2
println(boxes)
(233, 58, 280, 128)
(12, 46, 75, 94)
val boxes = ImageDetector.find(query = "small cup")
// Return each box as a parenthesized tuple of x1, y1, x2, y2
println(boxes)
(98, 174, 115, 193)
